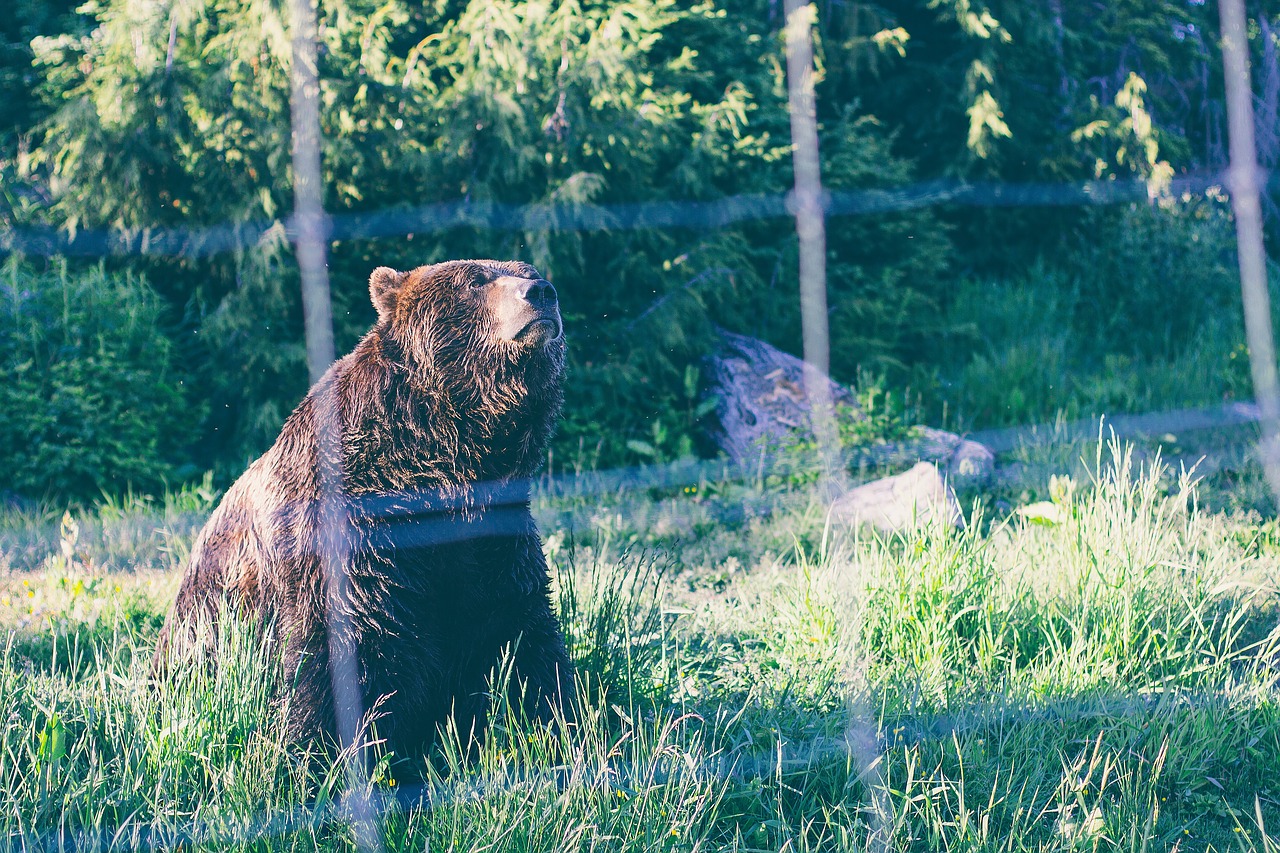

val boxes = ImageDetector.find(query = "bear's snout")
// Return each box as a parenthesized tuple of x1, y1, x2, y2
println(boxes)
(492, 275, 563, 343)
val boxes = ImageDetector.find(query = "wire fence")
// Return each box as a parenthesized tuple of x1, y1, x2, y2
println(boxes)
(2, 0, 1278, 850)
(0, 173, 1255, 260)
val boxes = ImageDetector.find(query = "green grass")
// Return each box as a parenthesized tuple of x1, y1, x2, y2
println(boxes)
(2, 442, 1280, 851)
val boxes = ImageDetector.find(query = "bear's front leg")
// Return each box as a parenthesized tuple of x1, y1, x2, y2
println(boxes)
(506, 595, 575, 729)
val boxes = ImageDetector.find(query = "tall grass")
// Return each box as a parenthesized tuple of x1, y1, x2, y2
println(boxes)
(1, 442, 1278, 850)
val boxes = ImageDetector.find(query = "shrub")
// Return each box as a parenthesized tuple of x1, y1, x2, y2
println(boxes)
(0, 258, 203, 502)
(932, 199, 1250, 429)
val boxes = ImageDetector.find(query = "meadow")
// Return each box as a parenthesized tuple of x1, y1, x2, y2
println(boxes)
(0, 437, 1277, 852)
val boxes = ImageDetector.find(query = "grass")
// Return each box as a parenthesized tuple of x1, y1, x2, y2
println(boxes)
(2, 441, 1280, 851)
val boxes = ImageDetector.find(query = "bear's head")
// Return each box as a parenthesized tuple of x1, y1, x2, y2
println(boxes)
(367, 260, 565, 476)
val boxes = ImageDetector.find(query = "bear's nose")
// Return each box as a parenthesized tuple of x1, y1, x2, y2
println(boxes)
(520, 278, 558, 308)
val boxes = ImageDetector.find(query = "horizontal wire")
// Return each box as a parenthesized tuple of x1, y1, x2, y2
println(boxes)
(0, 172, 1250, 260)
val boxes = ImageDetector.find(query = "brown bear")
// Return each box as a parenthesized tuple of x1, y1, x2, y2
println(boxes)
(154, 259, 573, 763)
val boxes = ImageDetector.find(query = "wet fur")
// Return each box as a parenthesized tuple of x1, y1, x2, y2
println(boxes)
(154, 260, 572, 758)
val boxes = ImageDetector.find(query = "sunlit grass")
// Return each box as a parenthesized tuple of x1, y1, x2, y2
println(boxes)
(1, 442, 1279, 850)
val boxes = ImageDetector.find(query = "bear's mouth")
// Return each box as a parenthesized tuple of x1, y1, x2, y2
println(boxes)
(516, 316, 562, 345)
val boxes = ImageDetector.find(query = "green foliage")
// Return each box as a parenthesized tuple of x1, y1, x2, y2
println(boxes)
(13, 0, 952, 480)
(862, 444, 1265, 710)
(556, 545, 673, 718)
(933, 197, 1248, 428)
(0, 612, 309, 843)
(762, 373, 926, 491)
(1066, 199, 1241, 358)
(0, 258, 203, 502)
(845, 1, 1229, 181)
(804, 112, 955, 380)
(0, 0, 82, 148)
(1, 1, 1278, 494)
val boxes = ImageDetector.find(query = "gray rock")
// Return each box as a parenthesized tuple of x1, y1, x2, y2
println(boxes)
(946, 436, 997, 483)
(830, 462, 964, 532)
(853, 427, 994, 484)
(706, 331, 994, 482)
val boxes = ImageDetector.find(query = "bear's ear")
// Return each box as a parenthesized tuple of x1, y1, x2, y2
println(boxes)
(369, 267, 406, 322)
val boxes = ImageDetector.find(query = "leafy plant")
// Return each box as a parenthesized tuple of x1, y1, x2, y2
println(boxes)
(0, 258, 204, 502)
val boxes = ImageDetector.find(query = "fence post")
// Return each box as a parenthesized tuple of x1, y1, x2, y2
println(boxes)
(287, 0, 380, 847)
(783, 0, 842, 494)
(1220, 0, 1280, 504)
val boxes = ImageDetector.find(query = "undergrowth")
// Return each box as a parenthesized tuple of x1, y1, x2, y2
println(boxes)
(0, 442, 1278, 851)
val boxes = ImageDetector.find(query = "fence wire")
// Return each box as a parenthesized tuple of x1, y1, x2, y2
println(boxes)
(0, 173, 1254, 260)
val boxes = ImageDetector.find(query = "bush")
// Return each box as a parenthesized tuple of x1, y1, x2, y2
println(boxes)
(0, 258, 203, 502)
(1065, 199, 1240, 360)
(930, 199, 1249, 429)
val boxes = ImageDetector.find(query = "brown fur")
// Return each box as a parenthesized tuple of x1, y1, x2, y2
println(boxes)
(155, 259, 571, 760)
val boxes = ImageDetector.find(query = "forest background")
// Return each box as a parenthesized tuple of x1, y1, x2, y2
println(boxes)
(1, 0, 1277, 503)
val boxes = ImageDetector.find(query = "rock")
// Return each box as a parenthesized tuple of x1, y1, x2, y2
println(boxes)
(706, 331, 994, 483)
(853, 427, 995, 484)
(830, 462, 964, 532)
(706, 330, 855, 465)
(945, 436, 996, 483)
